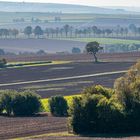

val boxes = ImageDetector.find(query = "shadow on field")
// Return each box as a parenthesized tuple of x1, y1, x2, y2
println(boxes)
(79, 133, 140, 138)
(0, 112, 49, 117)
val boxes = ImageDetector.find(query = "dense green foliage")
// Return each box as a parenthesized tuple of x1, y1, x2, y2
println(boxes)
(72, 47, 81, 54)
(0, 90, 41, 116)
(49, 96, 68, 117)
(86, 41, 103, 62)
(68, 61, 140, 134)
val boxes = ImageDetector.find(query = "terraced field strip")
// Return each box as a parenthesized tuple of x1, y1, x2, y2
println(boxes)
(0, 70, 127, 87)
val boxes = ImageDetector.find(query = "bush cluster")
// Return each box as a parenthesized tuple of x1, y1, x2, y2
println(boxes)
(49, 96, 68, 117)
(0, 90, 41, 116)
(68, 61, 140, 134)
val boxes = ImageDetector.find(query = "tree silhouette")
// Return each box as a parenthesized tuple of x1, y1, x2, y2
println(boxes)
(34, 26, 43, 38)
(63, 24, 70, 37)
(24, 26, 32, 38)
(86, 41, 103, 63)
(11, 29, 19, 38)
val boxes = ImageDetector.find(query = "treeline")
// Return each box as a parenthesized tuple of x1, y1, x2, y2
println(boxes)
(0, 24, 140, 39)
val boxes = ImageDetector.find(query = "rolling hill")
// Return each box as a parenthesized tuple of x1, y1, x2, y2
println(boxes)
(0, 1, 138, 14)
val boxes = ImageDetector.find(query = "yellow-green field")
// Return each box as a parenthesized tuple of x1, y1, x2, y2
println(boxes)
(41, 94, 80, 112)
(3, 61, 71, 69)
(58, 37, 140, 45)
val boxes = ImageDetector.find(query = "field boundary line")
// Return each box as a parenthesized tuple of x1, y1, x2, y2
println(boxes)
(0, 70, 127, 87)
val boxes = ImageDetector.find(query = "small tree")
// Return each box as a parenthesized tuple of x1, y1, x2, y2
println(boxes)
(11, 29, 19, 38)
(86, 41, 102, 63)
(0, 58, 7, 68)
(34, 26, 43, 38)
(36, 50, 46, 55)
(49, 96, 68, 117)
(63, 24, 70, 37)
(72, 47, 81, 54)
(24, 26, 32, 38)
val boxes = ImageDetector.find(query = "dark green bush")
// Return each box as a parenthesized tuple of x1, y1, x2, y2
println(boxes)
(68, 86, 125, 134)
(0, 90, 41, 116)
(0, 93, 4, 114)
(69, 61, 140, 134)
(0, 58, 7, 68)
(83, 85, 114, 99)
(49, 96, 68, 117)
(12, 91, 41, 116)
(0, 90, 17, 115)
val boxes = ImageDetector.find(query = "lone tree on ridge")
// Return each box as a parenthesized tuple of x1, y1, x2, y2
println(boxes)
(85, 41, 103, 63)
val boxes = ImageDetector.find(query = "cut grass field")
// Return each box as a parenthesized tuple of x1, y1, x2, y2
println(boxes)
(59, 37, 140, 45)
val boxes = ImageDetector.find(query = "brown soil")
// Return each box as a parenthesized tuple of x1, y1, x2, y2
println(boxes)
(0, 115, 67, 139)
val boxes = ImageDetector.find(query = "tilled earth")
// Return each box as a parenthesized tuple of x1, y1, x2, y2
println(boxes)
(0, 62, 134, 98)
(0, 116, 140, 140)
(28, 136, 140, 140)
(0, 116, 67, 139)
(0, 54, 139, 139)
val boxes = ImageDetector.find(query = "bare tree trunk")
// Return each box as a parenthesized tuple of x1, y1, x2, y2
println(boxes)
(93, 53, 98, 63)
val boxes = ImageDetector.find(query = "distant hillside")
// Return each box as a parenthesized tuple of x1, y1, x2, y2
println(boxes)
(0, 1, 138, 14)
(106, 6, 140, 12)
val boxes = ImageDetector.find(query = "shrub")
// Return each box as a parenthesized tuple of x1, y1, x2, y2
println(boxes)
(68, 86, 124, 134)
(0, 90, 17, 115)
(83, 85, 114, 99)
(49, 96, 68, 117)
(0, 90, 41, 116)
(0, 58, 7, 68)
(12, 91, 41, 116)
(0, 93, 4, 114)
(68, 97, 84, 133)
(114, 76, 140, 132)
(72, 47, 81, 54)
(68, 61, 140, 135)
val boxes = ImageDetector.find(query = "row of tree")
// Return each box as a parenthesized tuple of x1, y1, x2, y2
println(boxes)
(0, 24, 140, 39)
(22, 24, 140, 38)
